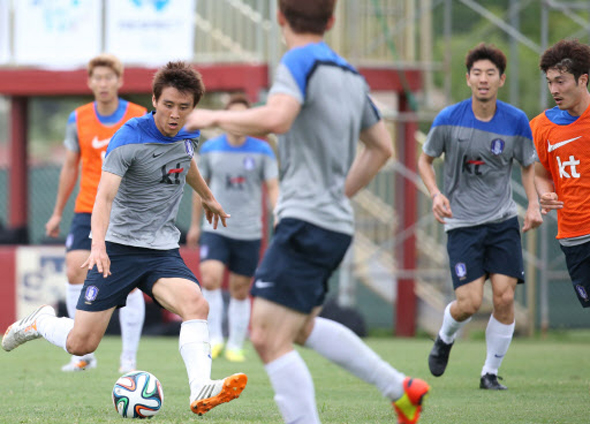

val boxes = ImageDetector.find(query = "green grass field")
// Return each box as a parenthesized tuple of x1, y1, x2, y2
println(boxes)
(2, 334, 589, 423)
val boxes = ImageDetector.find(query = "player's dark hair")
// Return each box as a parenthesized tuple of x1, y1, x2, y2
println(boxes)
(465, 43, 507, 76)
(225, 93, 251, 110)
(152, 61, 205, 107)
(540, 39, 590, 86)
(88, 53, 123, 78)
(279, 0, 336, 35)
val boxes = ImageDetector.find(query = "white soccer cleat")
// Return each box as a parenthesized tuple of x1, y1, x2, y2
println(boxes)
(190, 373, 248, 415)
(118, 357, 136, 374)
(2, 305, 56, 352)
(61, 354, 98, 372)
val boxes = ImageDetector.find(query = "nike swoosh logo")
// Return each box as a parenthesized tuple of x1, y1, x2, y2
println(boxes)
(547, 136, 582, 152)
(153, 152, 163, 158)
(254, 280, 274, 289)
(91, 136, 111, 149)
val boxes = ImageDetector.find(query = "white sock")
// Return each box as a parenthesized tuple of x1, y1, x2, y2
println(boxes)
(201, 288, 224, 345)
(66, 283, 83, 318)
(439, 302, 471, 344)
(36, 314, 74, 353)
(179, 319, 212, 400)
(304, 317, 405, 401)
(265, 350, 321, 424)
(119, 289, 145, 364)
(481, 315, 515, 376)
(65, 283, 84, 360)
(226, 297, 250, 351)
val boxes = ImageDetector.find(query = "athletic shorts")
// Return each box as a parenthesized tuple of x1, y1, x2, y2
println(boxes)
(66, 213, 92, 252)
(199, 232, 261, 277)
(77, 241, 199, 312)
(446, 216, 524, 290)
(560, 241, 590, 308)
(251, 218, 352, 314)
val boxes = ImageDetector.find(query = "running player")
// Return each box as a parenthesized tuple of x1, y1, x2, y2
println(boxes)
(45, 54, 146, 373)
(418, 43, 542, 390)
(4, 61, 247, 415)
(186, 93, 279, 362)
(185, 1, 430, 422)
(531, 39, 590, 311)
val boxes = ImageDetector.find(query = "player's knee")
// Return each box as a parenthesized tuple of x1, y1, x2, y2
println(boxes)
(456, 298, 481, 317)
(493, 292, 514, 311)
(177, 292, 209, 320)
(66, 266, 85, 285)
(249, 325, 270, 354)
(66, 334, 99, 356)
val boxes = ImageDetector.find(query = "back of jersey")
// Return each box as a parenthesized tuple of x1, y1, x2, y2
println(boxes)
(270, 41, 380, 235)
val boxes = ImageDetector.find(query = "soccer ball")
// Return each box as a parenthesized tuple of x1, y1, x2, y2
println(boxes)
(112, 371, 164, 418)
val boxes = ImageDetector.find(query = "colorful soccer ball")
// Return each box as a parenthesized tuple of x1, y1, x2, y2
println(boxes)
(112, 371, 164, 418)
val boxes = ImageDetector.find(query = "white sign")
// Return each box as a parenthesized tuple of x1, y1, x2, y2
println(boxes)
(16, 247, 66, 320)
(106, 0, 196, 66)
(13, 0, 102, 68)
(0, 0, 9, 63)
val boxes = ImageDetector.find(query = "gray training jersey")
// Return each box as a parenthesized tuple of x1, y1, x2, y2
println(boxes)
(102, 113, 200, 249)
(270, 41, 380, 235)
(198, 134, 278, 240)
(423, 98, 536, 231)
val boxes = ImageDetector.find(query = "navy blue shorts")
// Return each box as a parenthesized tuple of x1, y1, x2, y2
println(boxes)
(199, 232, 261, 277)
(560, 241, 590, 308)
(77, 242, 199, 312)
(66, 213, 92, 252)
(251, 218, 352, 314)
(446, 216, 524, 289)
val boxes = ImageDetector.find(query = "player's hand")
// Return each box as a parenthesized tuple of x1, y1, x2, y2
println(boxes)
(81, 244, 111, 278)
(432, 193, 452, 224)
(539, 192, 563, 215)
(45, 215, 61, 238)
(185, 225, 201, 248)
(185, 109, 218, 130)
(522, 204, 543, 233)
(201, 198, 230, 229)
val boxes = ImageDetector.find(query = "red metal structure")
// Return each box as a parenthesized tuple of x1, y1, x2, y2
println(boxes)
(0, 63, 421, 336)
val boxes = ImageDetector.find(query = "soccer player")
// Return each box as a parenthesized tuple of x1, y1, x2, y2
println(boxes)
(185, 1, 430, 423)
(531, 39, 590, 311)
(185, 93, 279, 363)
(418, 43, 542, 390)
(45, 54, 147, 373)
(3, 61, 247, 415)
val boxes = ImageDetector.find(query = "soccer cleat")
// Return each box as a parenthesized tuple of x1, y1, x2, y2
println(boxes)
(393, 377, 430, 424)
(480, 373, 507, 390)
(61, 354, 98, 372)
(224, 348, 246, 362)
(2, 305, 56, 352)
(428, 335, 454, 377)
(211, 342, 224, 359)
(118, 358, 137, 374)
(190, 373, 248, 415)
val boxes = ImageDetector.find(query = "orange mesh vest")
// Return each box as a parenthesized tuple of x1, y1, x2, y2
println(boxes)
(74, 101, 146, 213)
(531, 106, 590, 239)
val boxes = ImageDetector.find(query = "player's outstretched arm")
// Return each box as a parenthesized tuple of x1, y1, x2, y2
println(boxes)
(82, 171, 122, 278)
(185, 94, 300, 137)
(186, 159, 230, 229)
(46, 149, 81, 237)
